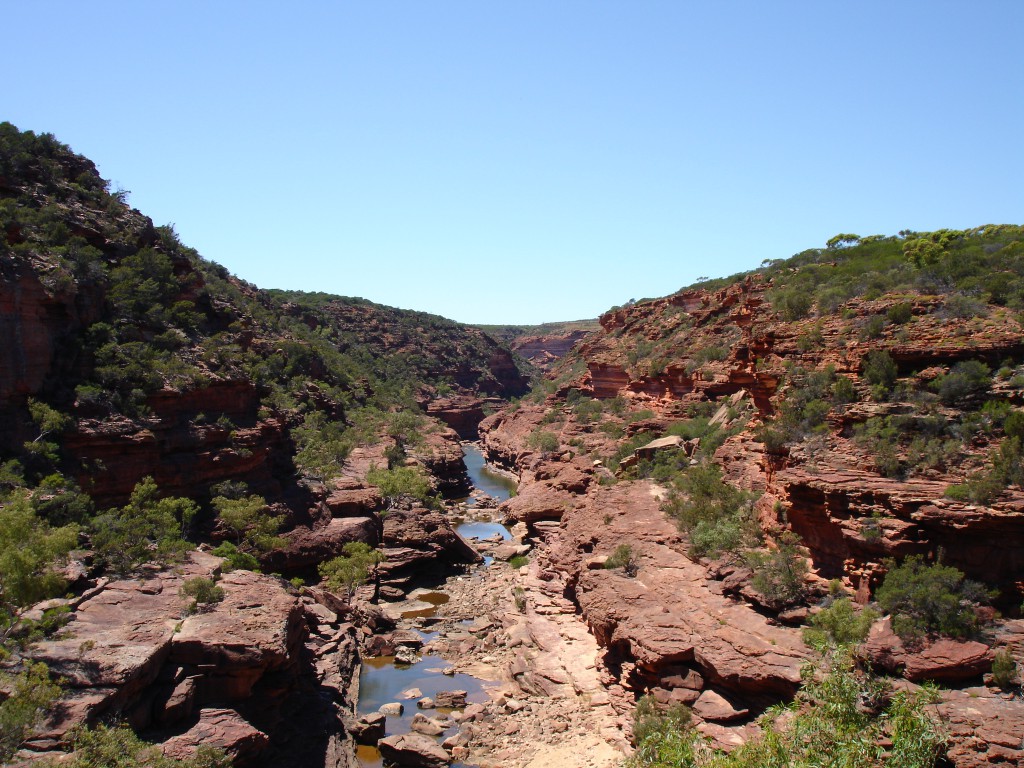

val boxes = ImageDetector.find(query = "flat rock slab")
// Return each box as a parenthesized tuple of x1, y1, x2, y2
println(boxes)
(377, 732, 450, 767)
(161, 707, 269, 764)
(562, 481, 807, 697)
(864, 619, 993, 683)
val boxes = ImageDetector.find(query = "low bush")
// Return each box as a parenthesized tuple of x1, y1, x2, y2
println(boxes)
(745, 532, 808, 609)
(803, 597, 879, 649)
(932, 360, 991, 405)
(604, 544, 638, 576)
(527, 429, 560, 453)
(180, 576, 224, 615)
(876, 555, 990, 643)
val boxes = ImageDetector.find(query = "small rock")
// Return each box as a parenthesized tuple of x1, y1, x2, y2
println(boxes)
(434, 690, 468, 708)
(379, 702, 405, 716)
(402, 687, 424, 699)
(410, 713, 445, 736)
(395, 646, 421, 665)
(693, 689, 749, 723)
(417, 697, 435, 709)
(349, 712, 386, 745)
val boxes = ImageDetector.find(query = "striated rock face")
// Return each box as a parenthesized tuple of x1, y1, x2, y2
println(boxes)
(26, 551, 361, 766)
(378, 507, 482, 588)
(65, 381, 293, 508)
(425, 394, 487, 440)
(511, 330, 592, 371)
(551, 482, 806, 707)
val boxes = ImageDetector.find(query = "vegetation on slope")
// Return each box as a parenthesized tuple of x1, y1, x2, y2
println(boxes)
(0, 122, 531, 761)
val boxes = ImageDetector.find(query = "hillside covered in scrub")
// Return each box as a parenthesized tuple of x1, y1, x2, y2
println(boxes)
(4, 117, 1024, 768)
(0, 123, 532, 766)
(480, 223, 1024, 768)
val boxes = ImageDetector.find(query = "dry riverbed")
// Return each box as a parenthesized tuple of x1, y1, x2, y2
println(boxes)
(377, 507, 628, 768)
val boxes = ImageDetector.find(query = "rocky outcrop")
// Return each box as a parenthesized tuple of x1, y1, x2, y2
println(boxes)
(425, 395, 487, 440)
(863, 619, 993, 683)
(938, 688, 1024, 768)
(25, 551, 361, 766)
(378, 507, 482, 588)
(512, 330, 592, 371)
(66, 387, 293, 509)
(377, 732, 450, 767)
(550, 482, 807, 709)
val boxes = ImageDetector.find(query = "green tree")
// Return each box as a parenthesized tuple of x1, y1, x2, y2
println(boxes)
(318, 542, 384, 600)
(90, 478, 196, 573)
(212, 494, 283, 553)
(366, 465, 435, 508)
(0, 492, 78, 632)
(876, 555, 989, 643)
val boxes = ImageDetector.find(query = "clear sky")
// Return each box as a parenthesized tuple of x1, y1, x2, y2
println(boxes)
(5, 2, 1022, 324)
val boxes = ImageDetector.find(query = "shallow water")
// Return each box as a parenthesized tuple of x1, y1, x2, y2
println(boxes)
(355, 653, 487, 767)
(460, 443, 517, 502)
(399, 590, 451, 619)
(354, 443, 518, 766)
(456, 521, 512, 542)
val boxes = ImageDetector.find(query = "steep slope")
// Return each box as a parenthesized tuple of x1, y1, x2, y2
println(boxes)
(476, 319, 600, 371)
(0, 122, 530, 766)
(0, 122, 529, 510)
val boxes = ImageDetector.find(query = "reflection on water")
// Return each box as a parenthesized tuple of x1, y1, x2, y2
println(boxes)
(457, 521, 512, 541)
(461, 444, 517, 502)
(355, 444, 517, 767)
(399, 590, 450, 619)
(356, 653, 486, 768)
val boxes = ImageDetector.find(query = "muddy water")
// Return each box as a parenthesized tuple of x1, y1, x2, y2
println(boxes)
(355, 442, 518, 767)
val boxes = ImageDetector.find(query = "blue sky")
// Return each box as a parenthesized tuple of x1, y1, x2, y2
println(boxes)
(5, 2, 1022, 324)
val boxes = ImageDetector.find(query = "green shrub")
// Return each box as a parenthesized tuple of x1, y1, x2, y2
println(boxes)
(366, 465, 436, 507)
(860, 314, 886, 340)
(991, 648, 1017, 689)
(210, 541, 260, 572)
(831, 376, 857, 404)
(662, 463, 759, 558)
(932, 360, 991, 404)
(0, 662, 62, 763)
(212, 494, 283, 553)
(803, 598, 879, 649)
(180, 576, 224, 615)
(1003, 410, 1024, 442)
(876, 555, 989, 643)
(604, 544, 638, 576)
(886, 302, 913, 324)
(508, 554, 529, 569)
(627, 650, 944, 768)
(65, 723, 230, 768)
(862, 350, 898, 390)
(527, 429, 560, 453)
(745, 532, 808, 608)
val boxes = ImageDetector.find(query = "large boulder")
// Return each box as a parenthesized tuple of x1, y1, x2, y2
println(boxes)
(377, 732, 450, 767)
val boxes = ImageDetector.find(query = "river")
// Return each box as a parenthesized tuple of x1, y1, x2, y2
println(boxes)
(354, 442, 517, 767)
